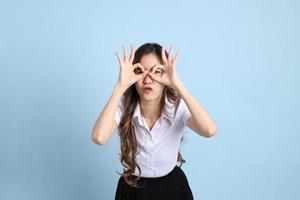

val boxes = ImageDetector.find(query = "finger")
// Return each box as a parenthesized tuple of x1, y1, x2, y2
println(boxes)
(151, 65, 164, 77)
(133, 63, 146, 75)
(151, 65, 159, 73)
(154, 64, 167, 72)
(115, 51, 122, 66)
(149, 72, 162, 83)
(168, 45, 173, 63)
(172, 50, 179, 66)
(129, 44, 135, 63)
(133, 63, 145, 71)
(161, 45, 168, 64)
(135, 71, 147, 81)
(122, 45, 128, 60)
(151, 65, 160, 74)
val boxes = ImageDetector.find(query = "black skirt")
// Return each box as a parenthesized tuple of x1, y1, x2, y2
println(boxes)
(115, 165, 194, 200)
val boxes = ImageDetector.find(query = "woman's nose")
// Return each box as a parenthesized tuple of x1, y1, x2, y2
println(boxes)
(143, 71, 153, 83)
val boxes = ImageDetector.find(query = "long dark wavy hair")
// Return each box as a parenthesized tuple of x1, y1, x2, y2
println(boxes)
(116, 42, 186, 188)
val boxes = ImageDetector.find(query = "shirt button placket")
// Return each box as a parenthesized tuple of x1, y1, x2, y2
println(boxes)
(145, 131, 152, 176)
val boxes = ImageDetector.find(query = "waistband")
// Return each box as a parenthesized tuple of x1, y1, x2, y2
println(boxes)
(129, 165, 181, 183)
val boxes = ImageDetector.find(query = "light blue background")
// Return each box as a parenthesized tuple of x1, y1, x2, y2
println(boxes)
(1, 0, 299, 199)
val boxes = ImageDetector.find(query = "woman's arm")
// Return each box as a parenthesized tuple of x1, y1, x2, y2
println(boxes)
(175, 81, 218, 138)
(147, 45, 218, 138)
(91, 83, 126, 145)
(92, 44, 148, 145)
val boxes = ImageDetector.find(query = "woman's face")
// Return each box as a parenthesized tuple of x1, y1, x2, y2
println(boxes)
(134, 53, 165, 102)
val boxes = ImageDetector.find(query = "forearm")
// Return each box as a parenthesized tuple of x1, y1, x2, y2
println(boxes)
(175, 81, 218, 135)
(92, 82, 126, 144)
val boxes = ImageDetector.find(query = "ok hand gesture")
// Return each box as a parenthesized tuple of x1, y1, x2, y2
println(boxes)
(148, 45, 181, 91)
(115, 45, 147, 90)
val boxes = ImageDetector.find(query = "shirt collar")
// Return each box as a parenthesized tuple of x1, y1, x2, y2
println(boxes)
(132, 96, 175, 126)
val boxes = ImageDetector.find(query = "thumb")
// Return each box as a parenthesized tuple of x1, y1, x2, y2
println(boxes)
(148, 72, 161, 82)
(136, 71, 147, 81)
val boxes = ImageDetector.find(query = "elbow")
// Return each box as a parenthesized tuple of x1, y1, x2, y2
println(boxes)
(206, 126, 218, 138)
(91, 134, 107, 145)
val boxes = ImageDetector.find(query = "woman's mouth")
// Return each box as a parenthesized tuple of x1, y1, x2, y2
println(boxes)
(143, 86, 153, 94)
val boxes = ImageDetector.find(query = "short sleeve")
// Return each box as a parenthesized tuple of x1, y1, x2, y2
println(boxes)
(178, 98, 192, 127)
(114, 96, 124, 127)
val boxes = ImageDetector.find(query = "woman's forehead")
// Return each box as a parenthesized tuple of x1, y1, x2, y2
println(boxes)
(140, 54, 161, 70)
(142, 64, 157, 71)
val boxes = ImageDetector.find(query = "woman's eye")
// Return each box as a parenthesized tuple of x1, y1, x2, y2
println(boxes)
(134, 68, 143, 74)
(155, 71, 163, 76)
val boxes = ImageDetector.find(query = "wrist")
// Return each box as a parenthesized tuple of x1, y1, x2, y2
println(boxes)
(174, 80, 184, 91)
(113, 82, 127, 95)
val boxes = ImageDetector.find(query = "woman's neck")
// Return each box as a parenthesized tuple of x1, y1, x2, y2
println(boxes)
(139, 98, 162, 122)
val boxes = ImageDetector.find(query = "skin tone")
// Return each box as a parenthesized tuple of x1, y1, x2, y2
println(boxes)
(92, 43, 218, 145)
(115, 45, 182, 129)
(115, 45, 167, 128)
(134, 53, 165, 123)
(92, 42, 219, 147)
(114, 44, 218, 137)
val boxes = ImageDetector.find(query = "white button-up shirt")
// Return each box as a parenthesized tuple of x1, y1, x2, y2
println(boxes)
(114, 95, 191, 178)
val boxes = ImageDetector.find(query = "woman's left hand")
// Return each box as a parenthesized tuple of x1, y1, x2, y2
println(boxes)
(148, 45, 182, 91)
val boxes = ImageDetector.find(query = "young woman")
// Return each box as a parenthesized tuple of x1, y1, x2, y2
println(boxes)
(92, 42, 218, 200)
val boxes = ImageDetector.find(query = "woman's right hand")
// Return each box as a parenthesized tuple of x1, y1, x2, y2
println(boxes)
(115, 44, 147, 90)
